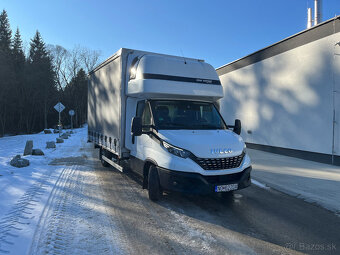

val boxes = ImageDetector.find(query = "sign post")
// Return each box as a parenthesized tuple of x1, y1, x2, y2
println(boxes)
(54, 102, 65, 137)
(69, 110, 75, 130)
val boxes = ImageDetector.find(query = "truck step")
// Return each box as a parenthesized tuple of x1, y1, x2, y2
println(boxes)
(102, 156, 123, 172)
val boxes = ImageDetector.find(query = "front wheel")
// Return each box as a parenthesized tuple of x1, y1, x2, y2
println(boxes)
(148, 165, 162, 201)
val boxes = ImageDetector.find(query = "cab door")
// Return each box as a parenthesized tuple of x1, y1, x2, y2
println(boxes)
(130, 100, 153, 175)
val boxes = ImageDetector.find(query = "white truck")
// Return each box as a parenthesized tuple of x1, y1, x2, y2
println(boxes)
(88, 48, 252, 201)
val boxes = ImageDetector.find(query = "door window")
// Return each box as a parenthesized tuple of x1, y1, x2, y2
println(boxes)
(136, 100, 145, 117)
(142, 104, 152, 132)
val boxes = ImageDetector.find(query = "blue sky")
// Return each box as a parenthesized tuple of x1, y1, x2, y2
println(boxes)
(2, 0, 340, 68)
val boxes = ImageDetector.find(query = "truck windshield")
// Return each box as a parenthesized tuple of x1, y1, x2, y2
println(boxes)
(150, 100, 227, 130)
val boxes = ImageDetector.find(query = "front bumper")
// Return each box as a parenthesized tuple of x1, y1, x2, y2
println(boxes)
(157, 166, 252, 194)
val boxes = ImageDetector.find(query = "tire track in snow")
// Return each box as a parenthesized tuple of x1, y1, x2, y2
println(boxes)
(30, 165, 76, 255)
(0, 168, 54, 254)
(29, 162, 125, 255)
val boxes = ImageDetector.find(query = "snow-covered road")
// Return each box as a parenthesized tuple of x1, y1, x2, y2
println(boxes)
(1, 127, 340, 254)
(29, 162, 125, 255)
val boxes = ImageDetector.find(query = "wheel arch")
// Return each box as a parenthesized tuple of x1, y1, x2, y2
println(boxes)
(142, 158, 158, 189)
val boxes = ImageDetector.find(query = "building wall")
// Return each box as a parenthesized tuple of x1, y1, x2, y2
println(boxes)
(218, 31, 340, 159)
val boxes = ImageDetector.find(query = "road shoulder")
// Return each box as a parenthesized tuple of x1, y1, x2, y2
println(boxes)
(248, 148, 340, 215)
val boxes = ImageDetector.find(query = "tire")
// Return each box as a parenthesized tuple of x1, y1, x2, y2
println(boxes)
(99, 148, 110, 167)
(148, 165, 162, 201)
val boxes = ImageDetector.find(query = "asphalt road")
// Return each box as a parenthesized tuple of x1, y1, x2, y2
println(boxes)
(92, 148, 340, 255)
(30, 145, 340, 255)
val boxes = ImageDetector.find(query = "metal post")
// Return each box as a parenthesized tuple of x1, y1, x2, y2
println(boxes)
(71, 115, 73, 130)
(331, 17, 338, 165)
(59, 111, 61, 137)
(332, 109, 335, 165)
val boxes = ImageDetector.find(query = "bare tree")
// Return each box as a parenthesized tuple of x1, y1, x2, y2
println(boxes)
(68, 46, 100, 76)
(48, 45, 100, 89)
(80, 47, 100, 73)
(48, 44, 70, 89)
(68, 46, 81, 80)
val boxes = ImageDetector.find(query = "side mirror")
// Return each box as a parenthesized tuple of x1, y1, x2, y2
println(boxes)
(131, 117, 142, 137)
(233, 119, 241, 135)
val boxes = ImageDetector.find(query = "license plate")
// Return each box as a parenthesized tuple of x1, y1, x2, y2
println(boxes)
(215, 183, 238, 192)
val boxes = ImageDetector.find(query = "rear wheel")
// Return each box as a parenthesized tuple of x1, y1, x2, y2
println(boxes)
(148, 165, 162, 201)
(99, 147, 110, 167)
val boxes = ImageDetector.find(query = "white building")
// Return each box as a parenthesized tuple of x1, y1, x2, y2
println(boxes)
(217, 16, 340, 166)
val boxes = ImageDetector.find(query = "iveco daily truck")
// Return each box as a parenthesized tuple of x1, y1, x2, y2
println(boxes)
(88, 48, 252, 201)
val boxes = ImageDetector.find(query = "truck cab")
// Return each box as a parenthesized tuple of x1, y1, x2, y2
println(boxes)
(125, 54, 251, 200)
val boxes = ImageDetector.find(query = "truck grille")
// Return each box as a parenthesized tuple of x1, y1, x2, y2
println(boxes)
(192, 152, 245, 170)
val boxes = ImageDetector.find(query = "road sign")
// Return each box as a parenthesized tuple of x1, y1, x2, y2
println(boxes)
(54, 102, 65, 113)
(54, 102, 65, 137)
(69, 110, 75, 130)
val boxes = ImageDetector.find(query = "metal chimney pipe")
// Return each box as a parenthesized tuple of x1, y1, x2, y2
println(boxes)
(314, 0, 319, 25)
(318, 0, 322, 22)
(307, 8, 313, 28)
(314, 0, 322, 25)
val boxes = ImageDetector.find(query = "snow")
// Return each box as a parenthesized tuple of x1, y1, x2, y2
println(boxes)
(0, 126, 98, 255)
(248, 148, 340, 215)
(29, 164, 125, 255)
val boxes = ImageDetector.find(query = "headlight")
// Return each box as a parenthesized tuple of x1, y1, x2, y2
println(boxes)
(161, 141, 191, 158)
(243, 143, 247, 154)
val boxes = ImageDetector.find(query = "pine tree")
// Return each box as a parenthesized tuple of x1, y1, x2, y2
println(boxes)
(0, 10, 11, 52)
(26, 31, 56, 131)
(12, 28, 25, 68)
(29, 31, 48, 63)
(11, 28, 26, 133)
(63, 68, 87, 127)
(0, 9, 13, 136)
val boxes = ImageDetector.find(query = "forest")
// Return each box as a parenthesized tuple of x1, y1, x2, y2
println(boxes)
(0, 10, 100, 136)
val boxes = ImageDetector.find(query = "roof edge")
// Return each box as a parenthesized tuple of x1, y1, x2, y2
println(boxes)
(89, 48, 205, 75)
(216, 15, 340, 75)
